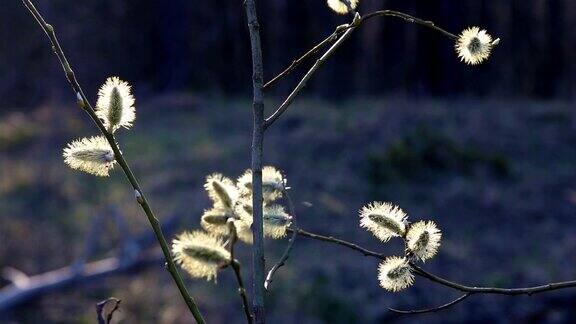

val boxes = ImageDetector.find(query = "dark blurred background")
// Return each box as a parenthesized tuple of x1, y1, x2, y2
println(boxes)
(1, 0, 576, 323)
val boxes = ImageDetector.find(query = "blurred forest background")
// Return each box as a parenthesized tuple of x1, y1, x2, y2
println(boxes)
(1, 0, 576, 323)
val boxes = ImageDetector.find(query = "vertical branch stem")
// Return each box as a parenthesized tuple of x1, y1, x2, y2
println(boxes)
(243, 0, 266, 322)
(21, 1, 205, 322)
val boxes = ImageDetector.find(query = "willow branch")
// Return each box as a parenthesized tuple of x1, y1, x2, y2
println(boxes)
(359, 10, 457, 40)
(292, 227, 576, 299)
(21, 1, 205, 322)
(228, 221, 254, 324)
(264, 191, 298, 290)
(264, 13, 360, 129)
(264, 9, 457, 92)
(263, 31, 342, 90)
(264, 10, 458, 128)
(388, 293, 470, 315)
(243, 0, 266, 322)
(410, 263, 576, 295)
(96, 297, 121, 324)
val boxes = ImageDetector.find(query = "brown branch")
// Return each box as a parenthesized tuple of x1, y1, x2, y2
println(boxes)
(410, 263, 576, 295)
(20, 1, 205, 322)
(292, 227, 576, 301)
(264, 13, 360, 129)
(359, 10, 457, 40)
(388, 293, 470, 315)
(243, 0, 266, 322)
(263, 31, 342, 90)
(0, 213, 182, 313)
(264, 191, 298, 290)
(228, 221, 254, 324)
(96, 297, 121, 324)
(0, 250, 162, 313)
(263, 10, 458, 128)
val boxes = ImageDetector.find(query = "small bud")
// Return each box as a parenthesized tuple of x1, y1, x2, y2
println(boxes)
(76, 92, 86, 109)
(134, 189, 144, 204)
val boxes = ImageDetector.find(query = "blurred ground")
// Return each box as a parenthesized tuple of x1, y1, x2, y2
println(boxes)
(1, 94, 576, 323)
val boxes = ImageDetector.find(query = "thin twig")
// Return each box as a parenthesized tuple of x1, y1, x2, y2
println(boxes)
(228, 220, 254, 324)
(264, 191, 299, 290)
(243, 0, 266, 322)
(359, 10, 457, 40)
(21, 1, 205, 322)
(293, 227, 576, 297)
(263, 31, 341, 90)
(288, 228, 385, 259)
(264, 13, 360, 129)
(388, 293, 471, 314)
(96, 297, 121, 324)
(410, 263, 576, 295)
(263, 9, 458, 128)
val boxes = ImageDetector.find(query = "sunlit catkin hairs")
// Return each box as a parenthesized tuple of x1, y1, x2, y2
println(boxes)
(172, 230, 230, 282)
(455, 27, 499, 65)
(326, 0, 358, 15)
(200, 207, 253, 244)
(204, 173, 238, 209)
(63, 135, 116, 176)
(377, 256, 414, 292)
(406, 220, 442, 262)
(95, 76, 135, 133)
(237, 166, 285, 203)
(263, 204, 292, 239)
(359, 202, 408, 242)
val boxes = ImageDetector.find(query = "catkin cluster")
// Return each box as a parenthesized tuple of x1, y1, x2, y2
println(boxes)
(173, 166, 292, 281)
(63, 77, 135, 176)
(359, 202, 442, 292)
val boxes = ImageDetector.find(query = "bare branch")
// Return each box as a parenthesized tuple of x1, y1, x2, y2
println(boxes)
(264, 191, 298, 290)
(227, 220, 254, 324)
(1, 268, 30, 289)
(263, 10, 458, 128)
(96, 297, 121, 324)
(0, 250, 161, 313)
(20, 1, 205, 322)
(263, 31, 341, 91)
(388, 293, 470, 315)
(293, 227, 576, 299)
(264, 14, 360, 129)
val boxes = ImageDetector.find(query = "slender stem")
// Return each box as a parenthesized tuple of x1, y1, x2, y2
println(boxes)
(388, 293, 471, 315)
(227, 221, 254, 324)
(359, 10, 457, 40)
(21, 1, 205, 322)
(243, 0, 266, 322)
(410, 262, 576, 295)
(292, 227, 576, 296)
(263, 31, 341, 91)
(288, 228, 385, 259)
(231, 260, 253, 324)
(263, 9, 458, 128)
(264, 14, 360, 129)
(264, 191, 298, 290)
